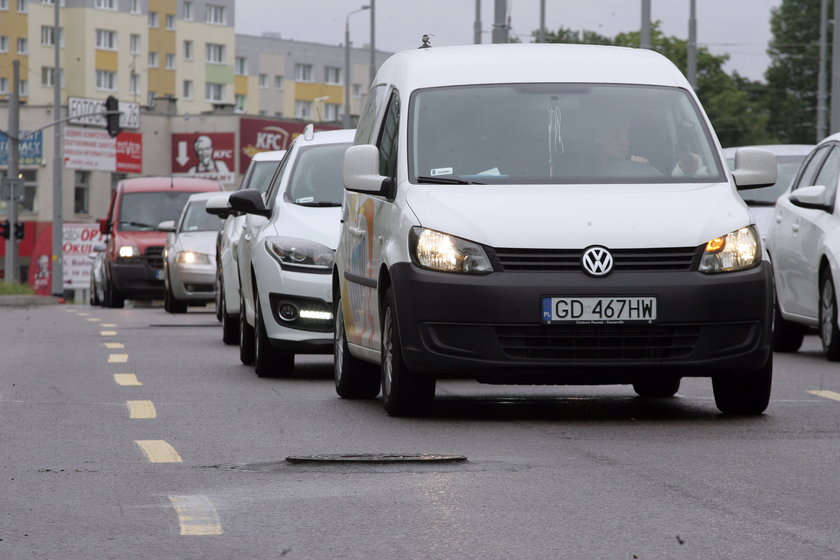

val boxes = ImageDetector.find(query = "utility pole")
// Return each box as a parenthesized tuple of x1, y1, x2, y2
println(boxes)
(474, 0, 482, 44)
(52, 0, 63, 296)
(4, 60, 20, 283)
(538, 0, 546, 43)
(817, 0, 828, 140)
(369, 0, 376, 84)
(687, 0, 697, 89)
(492, 0, 508, 44)
(640, 0, 651, 49)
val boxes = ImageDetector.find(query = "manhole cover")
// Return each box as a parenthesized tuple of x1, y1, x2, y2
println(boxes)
(285, 453, 467, 464)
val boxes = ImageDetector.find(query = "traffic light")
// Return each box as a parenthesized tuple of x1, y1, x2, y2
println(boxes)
(105, 95, 121, 138)
(0, 220, 9, 240)
(14, 222, 23, 240)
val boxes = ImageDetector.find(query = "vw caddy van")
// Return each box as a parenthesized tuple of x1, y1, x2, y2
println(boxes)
(333, 43, 777, 416)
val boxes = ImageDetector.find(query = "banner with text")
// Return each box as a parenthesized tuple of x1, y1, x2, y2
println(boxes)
(171, 132, 235, 185)
(63, 127, 143, 173)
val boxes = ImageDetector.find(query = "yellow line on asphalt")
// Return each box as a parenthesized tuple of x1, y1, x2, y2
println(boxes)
(168, 495, 224, 536)
(77, 312, 90, 316)
(100, 330, 117, 337)
(102, 323, 117, 327)
(808, 390, 840, 402)
(114, 373, 142, 386)
(108, 354, 128, 363)
(127, 400, 156, 419)
(105, 342, 124, 349)
(87, 317, 101, 322)
(135, 440, 182, 463)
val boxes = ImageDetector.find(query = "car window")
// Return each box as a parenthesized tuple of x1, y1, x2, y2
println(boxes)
(812, 146, 840, 210)
(118, 191, 194, 231)
(792, 144, 832, 191)
(377, 92, 400, 179)
(241, 160, 281, 194)
(264, 149, 293, 209)
(286, 143, 352, 207)
(179, 201, 224, 232)
(409, 83, 725, 184)
(354, 84, 388, 145)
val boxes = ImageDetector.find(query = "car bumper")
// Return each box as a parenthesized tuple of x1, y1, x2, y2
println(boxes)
(170, 264, 216, 302)
(389, 261, 773, 383)
(259, 270, 333, 353)
(110, 261, 164, 299)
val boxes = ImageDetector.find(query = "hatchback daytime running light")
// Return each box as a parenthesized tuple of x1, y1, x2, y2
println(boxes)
(299, 309, 333, 321)
(698, 225, 760, 273)
(266, 237, 335, 271)
(176, 251, 211, 265)
(411, 227, 493, 274)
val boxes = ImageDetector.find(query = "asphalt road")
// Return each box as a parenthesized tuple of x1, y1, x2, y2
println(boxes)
(2, 302, 840, 559)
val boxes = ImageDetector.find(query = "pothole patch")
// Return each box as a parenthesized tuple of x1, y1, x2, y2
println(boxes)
(285, 453, 467, 464)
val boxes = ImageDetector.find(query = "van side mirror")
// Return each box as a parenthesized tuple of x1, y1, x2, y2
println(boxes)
(229, 189, 271, 218)
(205, 193, 234, 219)
(789, 185, 831, 212)
(343, 144, 391, 195)
(732, 147, 777, 190)
(99, 218, 111, 235)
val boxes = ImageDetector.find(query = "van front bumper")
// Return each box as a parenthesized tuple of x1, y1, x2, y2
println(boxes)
(109, 261, 164, 300)
(389, 261, 773, 383)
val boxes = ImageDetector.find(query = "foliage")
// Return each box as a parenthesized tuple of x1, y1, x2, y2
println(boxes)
(0, 282, 35, 295)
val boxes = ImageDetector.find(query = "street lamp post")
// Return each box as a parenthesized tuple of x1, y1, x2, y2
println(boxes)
(344, 5, 369, 128)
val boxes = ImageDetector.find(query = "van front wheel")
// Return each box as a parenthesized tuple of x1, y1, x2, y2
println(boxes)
(712, 354, 772, 415)
(381, 288, 434, 416)
(334, 293, 380, 399)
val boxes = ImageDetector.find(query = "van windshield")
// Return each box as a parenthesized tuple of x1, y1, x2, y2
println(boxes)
(118, 191, 195, 231)
(409, 83, 725, 184)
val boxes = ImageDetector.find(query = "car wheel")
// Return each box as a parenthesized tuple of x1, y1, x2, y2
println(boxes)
(89, 278, 98, 306)
(220, 286, 239, 345)
(163, 274, 187, 314)
(632, 377, 680, 398)
(381, 287, 435, 416)
(214, 270, 223, 323)
(239, 289, 256, 366)
(334, 293, 380, 399)
(712, 353, 772, 415)
(104, 275, 124, 309)
(254, 293, 294, 378)
(772, 299, 805, 353)
(820, 273, 840, 361)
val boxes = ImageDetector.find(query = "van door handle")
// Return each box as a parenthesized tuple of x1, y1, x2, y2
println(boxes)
(244, 233, 252, 241)
(791, 224, 799, 233)
(348, 226, 366, 238)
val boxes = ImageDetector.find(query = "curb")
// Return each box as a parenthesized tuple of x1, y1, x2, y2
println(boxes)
(0, 295, 62, 307)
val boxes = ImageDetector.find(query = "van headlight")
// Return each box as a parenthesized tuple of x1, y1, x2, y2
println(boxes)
(410, 227, 493, 274)
(266, 237, 334, 272)
(118, 245, 141, 259)
(698, 225, 761, 273)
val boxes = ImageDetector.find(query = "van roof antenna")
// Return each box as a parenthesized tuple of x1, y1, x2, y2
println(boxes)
(419, 34, 432, 49)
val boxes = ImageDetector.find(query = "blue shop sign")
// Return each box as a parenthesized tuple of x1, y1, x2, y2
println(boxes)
(0, 131, 44, 166)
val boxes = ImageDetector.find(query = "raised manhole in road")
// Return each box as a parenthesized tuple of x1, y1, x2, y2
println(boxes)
(285, 453, 467, 464)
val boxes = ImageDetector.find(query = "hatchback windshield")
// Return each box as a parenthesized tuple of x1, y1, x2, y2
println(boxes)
(179, 201, 223, 232)
(245, 160, 281, 194)
(728, 155, 806, 205)
(287, 143, 351, 206)
(118, 191, 195, 231)
(410, 83, 725, 184)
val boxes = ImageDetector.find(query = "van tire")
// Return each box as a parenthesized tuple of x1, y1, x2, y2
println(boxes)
(254, 293, 294, 378)
(334, 293, 380, 399)
(381, 288, 435, 416)
(239, 290, 256, 366)
(772, 301, 805, 353)
(712, 354, 772, 415)
(633, 377, 680, 398)
(104, 276, 124, 309)
(819, 274, 840, 361)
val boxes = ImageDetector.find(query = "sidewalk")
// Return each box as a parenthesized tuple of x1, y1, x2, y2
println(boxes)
(0, 294, 61, 307)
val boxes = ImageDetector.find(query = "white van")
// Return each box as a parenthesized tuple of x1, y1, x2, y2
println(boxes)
(333, 43, 777, 416)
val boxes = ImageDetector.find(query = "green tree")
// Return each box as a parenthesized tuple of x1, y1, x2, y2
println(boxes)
(765, 0, 829, 143)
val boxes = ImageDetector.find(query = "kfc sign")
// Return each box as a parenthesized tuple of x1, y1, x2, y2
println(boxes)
(172, 132, 235, 185)
(239, 118, 338, 173)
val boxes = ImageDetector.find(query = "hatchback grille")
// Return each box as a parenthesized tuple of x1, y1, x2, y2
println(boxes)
(496, 324, 700, 361)
(492, 247, 700, 272)
(145, 246, 164, 269)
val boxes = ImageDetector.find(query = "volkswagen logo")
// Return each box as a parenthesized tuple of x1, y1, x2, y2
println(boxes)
(581, 246, 614, 277)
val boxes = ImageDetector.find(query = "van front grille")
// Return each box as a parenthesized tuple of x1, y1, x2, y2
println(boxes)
(491, 247, 700, 272)
(145, 246, 165, 269)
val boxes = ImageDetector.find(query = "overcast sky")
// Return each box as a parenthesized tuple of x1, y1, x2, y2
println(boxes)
(235, 0, 783, 82)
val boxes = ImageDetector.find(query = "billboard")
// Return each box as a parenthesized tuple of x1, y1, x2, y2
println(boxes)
(63, 127, 143, 173)
(0, 131, 43, 166)
(171, 132, 235, 185)
(239, 118, 339, 174)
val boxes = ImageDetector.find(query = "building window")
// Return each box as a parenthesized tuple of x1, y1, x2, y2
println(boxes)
(130, 73, 140, 94)
(95, 0, 115, 8)
(148, 52, 158, 67)
(18, 170, 37, 213)
(183, 1, 193, 20)
(205, 82, 223, 102)
(0, 78, 7, 93)
(235, 56, 247, 75)
(183, 40, 193, 60)
(324, 103, 341, 122)
(41, 25, 64, 47)
(294, 64, 312, 82)
(258, 74, 267, 89)
(274, 75, 283, 90)
(235, 94, 246, 114)
(165, 14, 175, 30)
(0, 0, 8, 9)
(183, 80, 193, 99)
(147, 91, 156, 106)
(165, 53, 175, 69)
(95, 29, 117, 50)
(294, 100, 312, 119)
(16, 37, 27, 54)
(206, 4, 225, 24)
(148, 11, 159, 28)
(205, 43, 224, 64)
(130, 34, 141, 54)
(129, 0, 140, 14)
(16, 0, 26, 13)
(95, 70, 117, 90)
(41, 67, 63, 88)
(0, 36, 7, 53)
(74, 171, 90, 215)
(18, 80, 28, 96)
(325, 66, 341, 85)
(352, 83, 362, 97)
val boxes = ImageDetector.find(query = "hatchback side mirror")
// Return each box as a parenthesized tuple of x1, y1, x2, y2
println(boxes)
(205, 193, 234, 218)
(789, 185, 831, 212)
(229, 189, 271, 218)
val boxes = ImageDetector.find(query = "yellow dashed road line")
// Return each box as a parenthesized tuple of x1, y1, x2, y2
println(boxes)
(86, 317, 101, 322)
(808, 390, 840, 402)
(135, 440, 182, 463)
(108, 354, 128, 363)
(114, 373, 142, 386)
(104, 342, 124, 349)
(168, 495, 224, 536)
(127, 400, 157, 419)
(100, 330, 117, 337)
(102, 323, 117, 327)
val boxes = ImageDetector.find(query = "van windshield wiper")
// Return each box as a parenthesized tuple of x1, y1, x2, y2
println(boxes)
(296, 201, 341, 207)
(416, 176, 485, 185)
(120, 220, 157, 229)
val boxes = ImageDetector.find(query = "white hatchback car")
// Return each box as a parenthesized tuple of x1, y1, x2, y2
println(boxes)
(766, 133, 840, 359)
(334, 43, 777, 416)
(229, 127, 355, 377)
(208, 150, 285, 344)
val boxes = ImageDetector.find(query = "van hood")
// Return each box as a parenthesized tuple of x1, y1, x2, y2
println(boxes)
(113, 230, 168, 250)
(404, 182, 752, 249)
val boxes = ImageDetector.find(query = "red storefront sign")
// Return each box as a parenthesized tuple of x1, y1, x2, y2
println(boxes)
(239, 118, 339, 174)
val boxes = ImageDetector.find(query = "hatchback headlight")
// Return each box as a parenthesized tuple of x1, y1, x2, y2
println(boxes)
(698, 225, 761, 273)
(176, 251, 211, 265)
(410, 227, 493, 274)
(266, 237, 335, 272)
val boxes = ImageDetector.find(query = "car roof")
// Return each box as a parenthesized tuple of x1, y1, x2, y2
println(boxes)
(297, 128, 356, 146)
(375, 43, 689, 92)
(722, 145, 814, 158)
(117, 176, 223, 193)
(251, 150, 286, 162)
